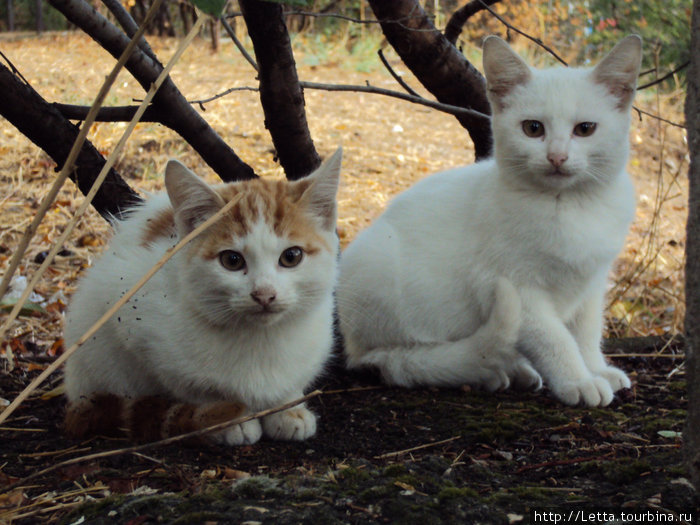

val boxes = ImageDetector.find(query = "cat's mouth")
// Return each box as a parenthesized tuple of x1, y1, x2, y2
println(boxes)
(546, 168, 572, 178)
(250, 305, 284, 317)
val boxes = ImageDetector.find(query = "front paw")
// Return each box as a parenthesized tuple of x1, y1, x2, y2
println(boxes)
(510, 357, 543, 391)
(213, 419, 262, 446)
(263, 406, 316, 441)
(596, 365, 631, 392)
(552, 375, 614, 407)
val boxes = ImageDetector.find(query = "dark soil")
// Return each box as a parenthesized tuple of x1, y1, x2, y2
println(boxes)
(0, 336, 697, 524)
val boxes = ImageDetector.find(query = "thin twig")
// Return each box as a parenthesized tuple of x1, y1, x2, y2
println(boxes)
(374, 435, 462, 459)
(0, 391, 321, 494)
(377, 48, 419, 97)
(478, 0, 568, 66)
(0, 0, 164, 305)
(634, 106, 686, 129)
(607, 353, 685, 359)
(220, 16, 258, 72)
(190, 81, 489, 120)
(516, 452, 614, 473)
(637, 61, 689, 90)
(0, 14, 208, 427)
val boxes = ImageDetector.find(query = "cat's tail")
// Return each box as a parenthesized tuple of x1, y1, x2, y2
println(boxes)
(65, 394, 247, 443)
(346, 278, 540, 390)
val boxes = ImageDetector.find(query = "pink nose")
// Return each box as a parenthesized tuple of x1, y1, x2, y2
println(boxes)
(251, 288, 276, 306)
(547, 152, 568, 168)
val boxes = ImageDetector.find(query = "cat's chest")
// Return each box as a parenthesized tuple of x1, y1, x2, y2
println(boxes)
(498, 191, 631, 282)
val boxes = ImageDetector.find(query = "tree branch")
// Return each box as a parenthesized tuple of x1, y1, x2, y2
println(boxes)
(48, 0, 256, 183)
(377, 48, 419, 97)
(444, 0, 501, 45)
(0, 63, 142, 222)
(55, 82, 491, 123)
(476, 0, 567, 66)
(239, 0, 320, 180)
(368, 0, 493, 159)
(102, 0, 159, 63)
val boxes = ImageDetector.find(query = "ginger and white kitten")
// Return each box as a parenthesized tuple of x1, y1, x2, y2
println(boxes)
(64, 148, 342, 444)
(337, 36, 642, 407)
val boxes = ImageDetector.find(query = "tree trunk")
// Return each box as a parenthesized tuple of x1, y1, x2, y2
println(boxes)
(0, 63, 142, 222)
(684, 0, 700, 492)
(7, 0, 14, 31)
(48, 0, 256, 183)
(35, 0, 43, 33)
(368, 0, 493, 160)
(239, 0, 321, 180)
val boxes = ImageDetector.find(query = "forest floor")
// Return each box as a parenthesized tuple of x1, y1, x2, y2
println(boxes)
(0, 32, 696, 523)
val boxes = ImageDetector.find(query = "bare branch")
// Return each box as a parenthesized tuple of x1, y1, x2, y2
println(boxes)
(444, 0, 501, 45)
(368, 0, 493, 159)
(240, 0, 320, 180)
(477, 0, 568, 66)
(0, 63, 141, 221)
(377, 48, 419, 97)
(56, 82, 490, 124)
(102, 0, 159, 63)
(53, 102, 163, 122)
(48, 0, 256, 183)
(220, 16, 258, 72)
(633, 107, 686, 129)
(637, 61, 690, 90)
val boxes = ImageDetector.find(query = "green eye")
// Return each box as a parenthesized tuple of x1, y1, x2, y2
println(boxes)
(279, 247, 304, 268)
(219, 250, 245, 271)
(522, 120, 545, 138)
(573, 122, 597, 137)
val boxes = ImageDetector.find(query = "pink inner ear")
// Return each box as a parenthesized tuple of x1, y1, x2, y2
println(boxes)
(593, 72, 636, 111)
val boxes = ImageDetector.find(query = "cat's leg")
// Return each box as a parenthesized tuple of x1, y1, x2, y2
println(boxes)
(262, 401, 316, 441)
(519, 291, 614, 407)
(568, 289, 630, 393)
(348, 279, 540, 390)
(217, 419, 263, 446)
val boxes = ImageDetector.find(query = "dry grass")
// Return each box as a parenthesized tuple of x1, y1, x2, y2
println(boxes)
(0, 30, 689, 358)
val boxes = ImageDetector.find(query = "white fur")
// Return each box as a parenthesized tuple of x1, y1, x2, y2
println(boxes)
(336, 37, 641, 407)
(64, 149, 342, 444)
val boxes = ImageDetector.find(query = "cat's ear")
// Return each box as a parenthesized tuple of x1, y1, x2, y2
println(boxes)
(592, 35, 642, 110)
(296, 147, 342, 231)
(482, 36, 531, 110)
(164, 160, 226, 235)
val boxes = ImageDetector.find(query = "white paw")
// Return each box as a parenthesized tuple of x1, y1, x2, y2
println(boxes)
(552, 375, 614, 407)
(213, 419, 262, 446)
(263, 406, 317, 441)
(482, 367, 512, 392)
(510, 357, 543, 391)
(596, 365, 631, 392)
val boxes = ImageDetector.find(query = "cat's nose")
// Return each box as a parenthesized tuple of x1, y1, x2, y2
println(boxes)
(251, 287, 276, 306)
(547, 152, 568, 168)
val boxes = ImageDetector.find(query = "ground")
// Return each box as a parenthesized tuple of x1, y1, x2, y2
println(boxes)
(0, 337, 695, 523)
(0, 31, 696, 523)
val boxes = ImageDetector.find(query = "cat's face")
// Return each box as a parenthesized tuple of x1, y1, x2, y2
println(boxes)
(165, 149, 342, 328)
(483, 36, 642, 193)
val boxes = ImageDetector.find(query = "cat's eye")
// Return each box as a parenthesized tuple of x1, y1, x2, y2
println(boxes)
(522, 120, 545, 138)
(219, 250, 246, 271)
(279, 246, 304, 268)
(573, 122, 597, 137)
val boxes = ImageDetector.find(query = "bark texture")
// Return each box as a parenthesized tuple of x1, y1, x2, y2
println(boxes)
(368, 0, 493, 159)
(0, 63, 142, 221)
(684, 0, 700, 492)
(239, 0, 321, 180)
(48, 0, 256, 183)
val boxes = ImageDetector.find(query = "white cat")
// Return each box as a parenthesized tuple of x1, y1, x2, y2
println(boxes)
(336, 36, 642, 407)
(64, 149, 342, 444)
